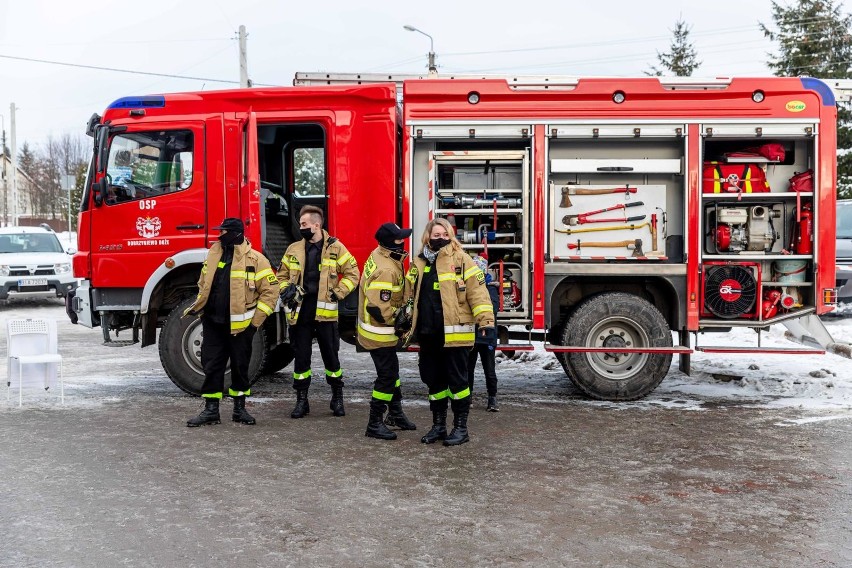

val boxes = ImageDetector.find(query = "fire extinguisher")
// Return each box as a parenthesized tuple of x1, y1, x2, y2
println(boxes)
(794, 202, 813, 254)
(762, 289, 781, 319)
(501, 269, 521, 310)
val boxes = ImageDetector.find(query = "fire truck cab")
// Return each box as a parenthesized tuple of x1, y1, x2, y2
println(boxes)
(69, 74, 843, 399)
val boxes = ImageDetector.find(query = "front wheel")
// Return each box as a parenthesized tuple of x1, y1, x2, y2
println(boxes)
(557, 292, 672, 401)
(159, 297, 268, 395)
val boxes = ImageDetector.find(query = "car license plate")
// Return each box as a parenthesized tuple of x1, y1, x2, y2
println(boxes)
(18, 278, 48, 287)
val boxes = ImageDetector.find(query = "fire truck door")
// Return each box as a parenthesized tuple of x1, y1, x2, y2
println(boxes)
(90, 121, 206, 288)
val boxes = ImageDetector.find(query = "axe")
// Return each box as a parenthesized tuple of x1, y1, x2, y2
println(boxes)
(568, 239, 645, 257)
(560, 186, 638, 208)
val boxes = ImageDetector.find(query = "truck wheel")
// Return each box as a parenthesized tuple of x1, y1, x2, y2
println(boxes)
(261, 343, 295, 375)
(159, 297, 268, 395)
(557, 292, 672, 401)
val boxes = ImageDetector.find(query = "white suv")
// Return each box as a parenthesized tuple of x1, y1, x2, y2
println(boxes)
(0, 226, 78, 301)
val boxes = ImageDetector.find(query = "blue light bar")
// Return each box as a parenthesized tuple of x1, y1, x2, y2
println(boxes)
(800, 78, 836, 106)
(108, 95, 166, 109)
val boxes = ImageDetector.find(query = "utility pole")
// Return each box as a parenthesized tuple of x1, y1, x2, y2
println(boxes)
(239, 25, 251, 88)
(1, 113, 6, 226)
(10, 103, 18, 226)
(403, 25, 438, 78)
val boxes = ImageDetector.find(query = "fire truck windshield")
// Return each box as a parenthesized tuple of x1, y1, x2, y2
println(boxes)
(104, 130, 193, 205)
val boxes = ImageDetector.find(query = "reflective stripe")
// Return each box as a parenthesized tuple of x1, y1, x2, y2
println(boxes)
(256, 301, 274, 316)
(228, 388, 251, 397)
(429, 389, 451, 401)
(472, 303, 494, 317)
(357, 325, 399, 343)
(445, 332, 475, 343)
(202, 392, 223, 399)
(231, 309, 256, 322)
(293, 370, 311, 380)
(444, 324, 475, 334)
(230, 319, 252, 332)
(340, 278, 356, 292)
(337, 252, 353, 266)
(288, 261, 300, 269)
(316, 309, 338, 318)
(321, 259, 337, 268)
(437, 272, 456, 282)
(231, 270, 247, 278)
(255, 268, 274, 280)
(318, 301, 338, 310)
(394, 378, 401, 388)
(359, 320, 397, 335)
(217, 261, 226, 268)
(450, 387, 471, 400)
(279, 281, 290, 290)
(372, 389, 393, 401)
(405, 273, 416, 284)
(325, 368, 343, 378)
(463, 266, 480, 280)
(367, 281, 394, 290)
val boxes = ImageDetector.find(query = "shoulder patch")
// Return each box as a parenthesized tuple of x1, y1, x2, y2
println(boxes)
(380, 290, 391, 302)
(476, 272, 485, 284)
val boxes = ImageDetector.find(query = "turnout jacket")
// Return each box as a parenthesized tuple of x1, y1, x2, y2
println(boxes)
(357, 246, 411, 350)
(407, 245, 495, 348)
(276, 230, 359, 324)
(185, 240, 279, 333)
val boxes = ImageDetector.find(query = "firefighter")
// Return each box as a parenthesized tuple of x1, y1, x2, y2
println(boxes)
(467, 254, 500, 411)
(184, 217, 279, 427)
(405, 218, 496, 446)
(357, 222, 418, 440)
(277, 205, 360, 419)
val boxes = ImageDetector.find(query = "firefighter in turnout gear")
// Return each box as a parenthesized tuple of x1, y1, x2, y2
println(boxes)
(407, 218, 496, 446)
(276, 205, 359, 419)
(358, 223, 418, 440)
(183, 218, 279, 427)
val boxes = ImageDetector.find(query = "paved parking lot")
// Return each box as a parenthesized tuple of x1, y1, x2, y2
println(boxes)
(1, 300, 851, 567)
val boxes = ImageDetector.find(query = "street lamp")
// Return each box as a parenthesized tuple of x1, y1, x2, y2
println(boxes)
(403, 25, 437, 77)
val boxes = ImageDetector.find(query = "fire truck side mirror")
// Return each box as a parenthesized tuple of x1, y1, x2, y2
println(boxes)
(94, 177, 107, 207)
(96, 126, 109, 175)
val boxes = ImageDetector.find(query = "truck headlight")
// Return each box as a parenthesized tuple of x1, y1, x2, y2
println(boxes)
(0, 265, 9, 277)
(54, 263, 72, 274)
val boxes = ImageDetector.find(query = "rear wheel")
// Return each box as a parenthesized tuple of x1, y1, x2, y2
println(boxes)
(557, 292, 672, 401)
(159, 297, 268, 395)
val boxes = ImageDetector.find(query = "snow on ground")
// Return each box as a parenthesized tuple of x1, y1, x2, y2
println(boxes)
(496, 314, 852, 412)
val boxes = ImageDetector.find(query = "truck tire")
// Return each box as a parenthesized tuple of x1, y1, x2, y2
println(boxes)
(261, 343, 295, 375)
(159, 297, 268, 395)
(557, 292, 672, 401)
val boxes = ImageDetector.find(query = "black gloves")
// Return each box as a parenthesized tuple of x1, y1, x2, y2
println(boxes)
(280, 283, 305, 311)
(480, 326, 498, 349)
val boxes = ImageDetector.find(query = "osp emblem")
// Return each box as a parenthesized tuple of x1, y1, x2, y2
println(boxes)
(136, 216, 162, 239)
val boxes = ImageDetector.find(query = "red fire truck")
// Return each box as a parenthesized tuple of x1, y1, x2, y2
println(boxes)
(67, 74, 843, 400)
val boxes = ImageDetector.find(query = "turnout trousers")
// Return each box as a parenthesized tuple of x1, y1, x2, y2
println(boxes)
(369, 346, 403, 403)
(290, 295, 342, 391)
(200, 317, 255, 398)
(417, 333, 471, 413)
(467, 343, 497, 397)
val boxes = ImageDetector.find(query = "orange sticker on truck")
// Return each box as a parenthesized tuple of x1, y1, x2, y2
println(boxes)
(785, 101, 806, 112)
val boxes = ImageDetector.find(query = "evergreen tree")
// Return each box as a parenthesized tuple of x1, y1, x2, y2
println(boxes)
(761, 0, 852, 198)
(647, 18, 701, 77)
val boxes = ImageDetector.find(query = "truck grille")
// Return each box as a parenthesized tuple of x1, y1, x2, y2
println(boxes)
(9, 265, 55, 277)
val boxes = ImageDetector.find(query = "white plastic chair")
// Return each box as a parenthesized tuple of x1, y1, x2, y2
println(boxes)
(6, 318, 63, 407)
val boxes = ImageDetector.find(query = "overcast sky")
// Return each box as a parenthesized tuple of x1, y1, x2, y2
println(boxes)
(0, 0, 844, 149)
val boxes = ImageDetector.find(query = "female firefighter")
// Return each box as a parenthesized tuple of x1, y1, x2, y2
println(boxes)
(405, 218, 496, 446)
(357, 222, 418, 440)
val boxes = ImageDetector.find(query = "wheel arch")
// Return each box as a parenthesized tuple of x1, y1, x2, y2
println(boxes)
(545, 274, 686, 335)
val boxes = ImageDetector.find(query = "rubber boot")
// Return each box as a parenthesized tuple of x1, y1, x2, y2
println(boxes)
(291, 389, 310, 419)
(443, 410, 470, 446)
(385, 400, 417, 430)
(187, 398, 221, 427)
(365, 401, 397, 440)
(232, 396, 256, 425)
(420, 410, 448, 444)
(486, 395, 499, 412)
(329, 384, 345, 417)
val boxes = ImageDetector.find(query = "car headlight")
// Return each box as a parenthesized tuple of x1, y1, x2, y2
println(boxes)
(0, 265, 9, 277)
(54, 263, 72, 274)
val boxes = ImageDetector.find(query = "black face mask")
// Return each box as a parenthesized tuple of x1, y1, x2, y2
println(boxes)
(429, 238, 450, 251)
(218, 232, 244, 247)
(389, 249, 408, 262)
(300, 228, 315, 241)
(381, 240, 404, 251)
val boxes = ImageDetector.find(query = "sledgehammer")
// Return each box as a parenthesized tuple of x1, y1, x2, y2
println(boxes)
(560, 186, 638, 208)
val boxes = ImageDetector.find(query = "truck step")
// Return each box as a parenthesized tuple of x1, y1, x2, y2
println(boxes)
(101, 340, 138, 347)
